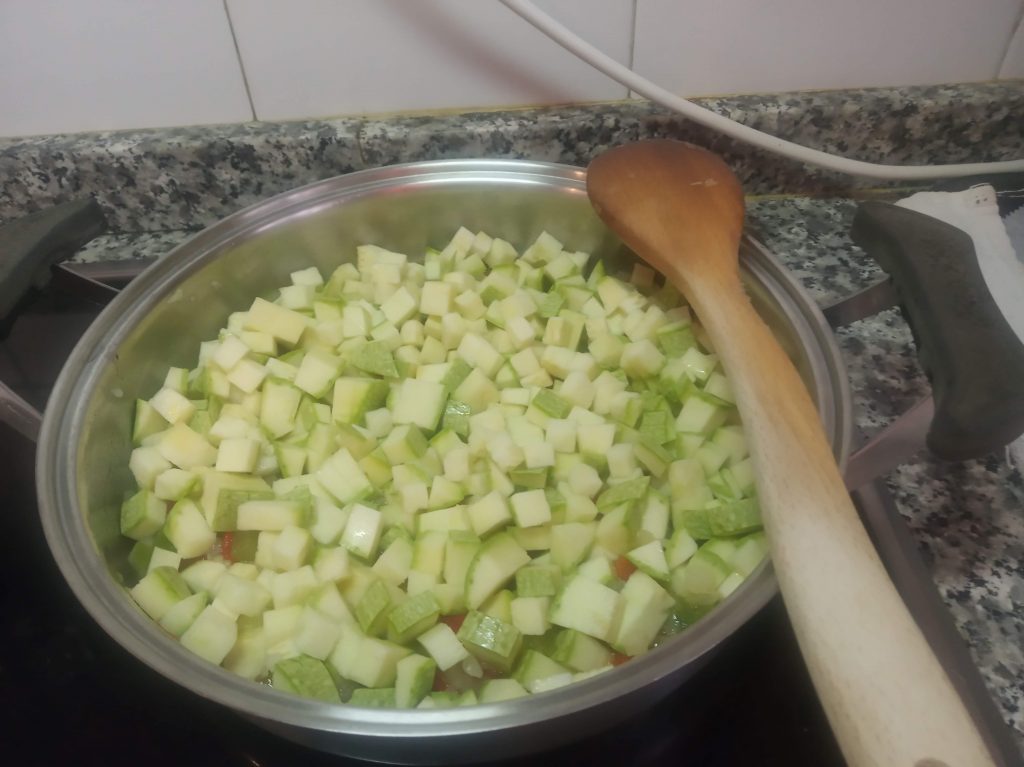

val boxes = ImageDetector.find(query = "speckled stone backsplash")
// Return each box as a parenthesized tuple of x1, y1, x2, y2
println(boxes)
(2, 81, 1023, 233)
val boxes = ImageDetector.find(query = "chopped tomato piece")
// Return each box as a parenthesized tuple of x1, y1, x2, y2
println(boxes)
(441, 613, 466, 633)
(610, 652, 630, 667)
(432, 669, 449, 693)
(221, 532, 234, 563)
(613, 555, 636, 581)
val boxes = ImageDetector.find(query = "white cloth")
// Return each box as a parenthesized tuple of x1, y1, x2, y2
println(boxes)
(894, 186, 1024, 466)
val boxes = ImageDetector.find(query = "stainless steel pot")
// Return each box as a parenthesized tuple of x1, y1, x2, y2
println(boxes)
(33, 160, 852, 763)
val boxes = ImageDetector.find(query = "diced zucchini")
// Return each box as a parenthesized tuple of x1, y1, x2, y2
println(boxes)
(509, 488, 551, 528)
(223, 621, 268, 680)
(134, 399, 169, 444)
(550, 629, 613, 672)
(180, 605, 238, 665)
(130, 566, 191, 620)
(236, 499, 307, 531)
(373, 537, 414, 585)
(732, 532, 768, 577)
(391, 379, 447, 431)
(153, 468, 198, 502)
(675, 394, 728, 436)
(157, 422, 218, 469)
(395, 654, 436, 708)
(316, 448, 372, 505)
(309, 582, 356, 625)
(129, 447, 173, 491)
(666, 527, 699, 569)
(670, 548, 732, 605)
(453, 369, 499, 413)
(332, 377, 389, 425)
(387, 590, 441, 644)
(164, 499, 216, 558)
(457, 610, 522, 673)
(271, 525, 313, 571)
(273, 655, 341, 702)
(245, 297, 308, 345)
(270, 566, 319, 608)
(596, 475, 649, 511)
(550, 522, 596, 571)
(513, 650, 568, 691)
(412, 531, 447, 580)
(417, 622, 469, 671)
(159, 591, 209, 637)
(625, 540, 670, 582)
(121, 490, 167, 540)
(480, 588, 515, 624)
(260, 378, 303, 438)
(147, 547, 181, 573)
(340, 503, 383, 561)
(707, 497, 762, 537)
(293, 607, 342, 660)
(149, 387, 197, 425)
(215, 572, 272, 616)
(263, 605, 303, 646)
(464, 532, 530, 609)
(609, 571, 673, 656)
(515, 564, 561, 597)
(128, 540, 155, 578)
(350, 340, 399, 378)
(181, 560, 227, 594)
(329, 633, 410, 688)
(549, 575, 621, 642)
(479, 678, 528, 703)
(350, 687, 397, 708)
(118, 228, 764, 703)
(215, 437, 260, 473)
(443, 534, 480, 591)
(355, 579, 393, 636)
(510, 596, 551, 635)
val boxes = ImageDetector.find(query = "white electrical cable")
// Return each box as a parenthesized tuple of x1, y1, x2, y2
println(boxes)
(500, 0, 1024, 180)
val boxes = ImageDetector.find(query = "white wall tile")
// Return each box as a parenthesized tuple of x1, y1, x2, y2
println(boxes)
(999, 13, 1024, 77)
(0, 0, 252, 138)
(633, 0, 1022, 97)
(226, 0, 633, 121)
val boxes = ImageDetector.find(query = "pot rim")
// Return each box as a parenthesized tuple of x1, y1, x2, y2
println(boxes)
(36, 159, 850, 741)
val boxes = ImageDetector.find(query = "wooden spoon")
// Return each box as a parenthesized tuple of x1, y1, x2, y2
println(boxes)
(587, 140, 994, 767)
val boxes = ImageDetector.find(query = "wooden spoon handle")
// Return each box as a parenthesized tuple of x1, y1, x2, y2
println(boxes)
(682, 272, 995, 767)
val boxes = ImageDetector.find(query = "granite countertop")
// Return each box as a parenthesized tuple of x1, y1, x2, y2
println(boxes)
(2, 82, 1022, 751)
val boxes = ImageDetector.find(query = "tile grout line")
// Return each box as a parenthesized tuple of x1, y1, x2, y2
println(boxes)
(222, 0, 258, 122)
(628, 0, 638, 71)
(995, 1, 1024, 78)
(627, 0, 639, 98)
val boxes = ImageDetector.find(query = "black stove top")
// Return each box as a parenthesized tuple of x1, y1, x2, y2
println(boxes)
(0, 278, 845, 766)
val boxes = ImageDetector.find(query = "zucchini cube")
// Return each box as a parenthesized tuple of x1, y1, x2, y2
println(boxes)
(395, 654, 436, 708)
(387, 590, 441, 644)
(549, 575, 621, 642)
(180, 605, 238, 665)
(120, 489, 167, 540)
(457, 610, 523, 674)
(273, 655, 340, 702)
(130, 566, 191, 620)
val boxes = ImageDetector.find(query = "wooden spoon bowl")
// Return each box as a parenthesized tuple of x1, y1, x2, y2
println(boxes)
(587, 140, 993, 767)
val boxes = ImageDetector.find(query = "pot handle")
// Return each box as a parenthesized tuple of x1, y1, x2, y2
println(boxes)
(0, 198, 107, 443)
(850, 201, 1024, 461)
